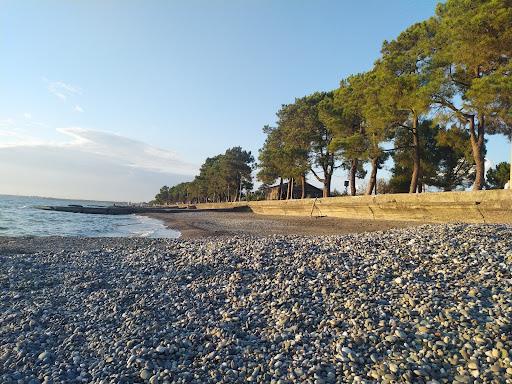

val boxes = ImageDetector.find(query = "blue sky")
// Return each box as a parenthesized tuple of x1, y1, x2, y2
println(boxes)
(0, 0, 509, 200)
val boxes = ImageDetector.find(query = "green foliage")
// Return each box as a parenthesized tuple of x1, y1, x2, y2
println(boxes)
(378, 20, 438, 118)
(429, 0, 512, 189)
(154, 147, 254, 204)
(153, 183, 191, 205)
(258, 92, 338, 196)
(257, 125, 286, 185)
(434, 0, 512, 84)
(433, 125, 476, 190)
(389, 121, 477, 192)
(486, 162, 511, 189)
(256, 0, 512, 195)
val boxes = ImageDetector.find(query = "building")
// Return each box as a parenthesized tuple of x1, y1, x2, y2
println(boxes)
(265, 181, 323, 200)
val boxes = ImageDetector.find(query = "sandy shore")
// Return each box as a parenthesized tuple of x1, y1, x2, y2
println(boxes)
(143, 211, 421, 238)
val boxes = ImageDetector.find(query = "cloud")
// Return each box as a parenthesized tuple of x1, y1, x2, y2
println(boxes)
(0, 127, 197, 201)
(55, 127, 197, 174)
(0, 118, 15, 127)
(74, 105, 84, 113)
(44, 78, 81, 101)
(0, 146, 192, 202)
(24, 113, 32, 119)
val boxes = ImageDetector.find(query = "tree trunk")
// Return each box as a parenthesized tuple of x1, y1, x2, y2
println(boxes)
(366, 158, 378, 195)
(238, 177, 243, 202)
(323, 174, 331, 198)
(350, 158, 358, 196)
(469, 115, 485, 190)
(286, 179, 291, 200)
(290, 178, 295, 199)
(409, 116, 420, 193)
(277, 177, 283, 200)
(301, 174, 306, 199)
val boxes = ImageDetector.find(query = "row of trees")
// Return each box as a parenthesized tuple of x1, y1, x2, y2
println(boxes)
(258, 0, 512, 197)
(154, 147, 254, 204)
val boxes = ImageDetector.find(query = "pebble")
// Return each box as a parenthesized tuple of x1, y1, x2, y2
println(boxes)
(0, 224, 511, 383)
(140, 369, 151, 380)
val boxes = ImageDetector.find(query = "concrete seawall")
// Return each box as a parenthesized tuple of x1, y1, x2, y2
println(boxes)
(192, 190, 512, 224)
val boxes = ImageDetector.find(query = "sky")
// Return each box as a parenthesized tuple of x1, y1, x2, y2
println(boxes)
(0, 0, 510, 201)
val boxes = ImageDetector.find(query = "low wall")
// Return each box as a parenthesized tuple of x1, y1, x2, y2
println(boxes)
(194, 190, 512, 224)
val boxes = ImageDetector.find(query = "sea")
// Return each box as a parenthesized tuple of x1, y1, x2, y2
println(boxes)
(0, 195, 179, 238)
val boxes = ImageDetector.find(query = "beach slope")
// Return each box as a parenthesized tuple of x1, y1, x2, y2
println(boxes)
(143, 211, 420, 238)
(1, 224, 511, 383)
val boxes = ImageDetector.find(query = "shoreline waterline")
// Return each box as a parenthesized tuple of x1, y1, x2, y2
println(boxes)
(0, 195, 180, 238)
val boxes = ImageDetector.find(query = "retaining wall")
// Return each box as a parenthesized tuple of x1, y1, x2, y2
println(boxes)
(193, 190, 512, 224)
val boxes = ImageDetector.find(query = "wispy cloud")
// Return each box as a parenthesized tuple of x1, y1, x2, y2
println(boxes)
(0, 125, 197, 175)
(0, 126, 196, 201)
(57, 127, 196, 174)
(44, 78, 81, 101)
(73, 104, 84, 113)
(0, 117, 49, 147)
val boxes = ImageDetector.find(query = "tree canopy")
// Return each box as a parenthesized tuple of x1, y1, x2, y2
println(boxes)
(157, 0, 511, 201)
(153, 147, 254, 204)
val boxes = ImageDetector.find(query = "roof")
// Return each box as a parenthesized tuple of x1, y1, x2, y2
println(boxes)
(266, 181, 322, 191)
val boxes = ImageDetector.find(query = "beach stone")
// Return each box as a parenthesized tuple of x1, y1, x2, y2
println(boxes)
(156, 345, 167, 353)
(140, 369, 151, 380)
(0, 224, 510, 383)
(37, 351, 50, 361)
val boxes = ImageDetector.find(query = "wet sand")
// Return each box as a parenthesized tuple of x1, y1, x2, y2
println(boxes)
(143, 211, 421, 238)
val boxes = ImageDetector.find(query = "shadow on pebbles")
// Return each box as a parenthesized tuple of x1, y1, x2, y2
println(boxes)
(0, 224, 511, 383)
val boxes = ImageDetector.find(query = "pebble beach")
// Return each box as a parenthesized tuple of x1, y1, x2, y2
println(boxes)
(1, 224, 511, 383)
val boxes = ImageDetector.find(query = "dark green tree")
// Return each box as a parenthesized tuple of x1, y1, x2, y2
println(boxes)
(430, 0, 512, 190)
(433, 126, 475, 191)
(376, 20, 439, 193)
(154, 185, 170, 205)
(389, 120, 442, 193)
(486, 162, 511, 189)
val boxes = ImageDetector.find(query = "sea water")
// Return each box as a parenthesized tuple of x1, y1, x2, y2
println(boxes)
(0, 195, 179, 238)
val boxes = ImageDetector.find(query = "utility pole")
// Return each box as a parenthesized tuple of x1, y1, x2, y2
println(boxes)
(509, 135, 512, 189)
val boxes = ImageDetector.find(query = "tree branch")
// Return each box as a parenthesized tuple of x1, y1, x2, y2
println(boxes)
(309, 168, 324, 183)
(398, 123, 414, 132)
(382, 145, 413, 152)
(449, 65, 470, 88)
(433, 97, 473, 120)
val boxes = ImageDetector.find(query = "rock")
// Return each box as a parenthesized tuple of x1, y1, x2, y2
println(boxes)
(140, 369, 151, 380)
(395, 329, 407, 339)
(37, 351, 50, 361)
(0, 224, 511, 383)
(155, 345, 167, 353)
